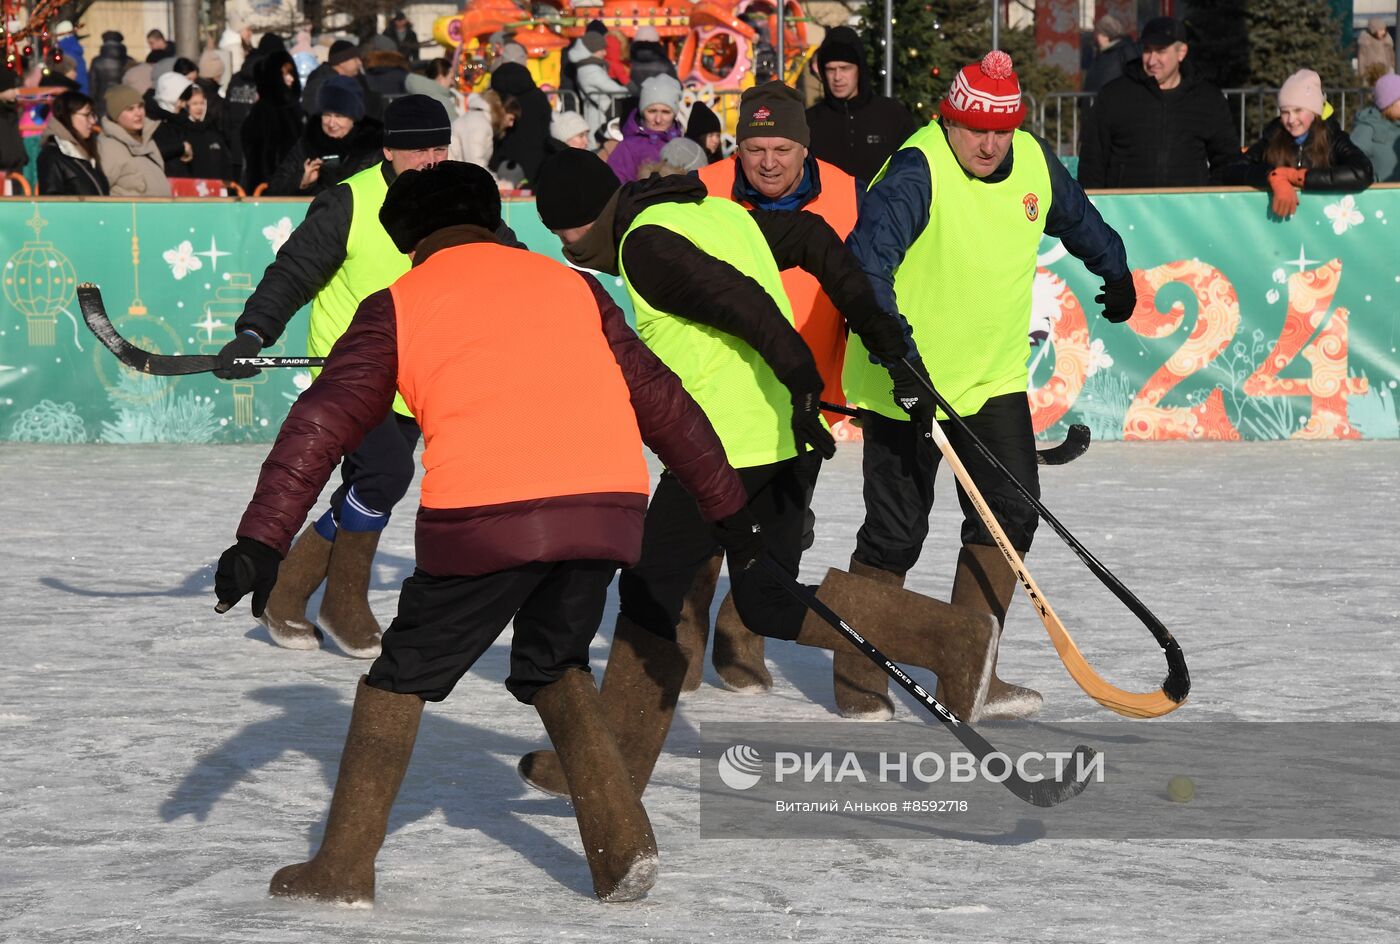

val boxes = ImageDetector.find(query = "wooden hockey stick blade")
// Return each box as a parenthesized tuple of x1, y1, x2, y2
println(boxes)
(758, 556, 1096, 807)
(78, 283, 324, 375)
(819, 402, 1090, 466)
(926, 418, 1188, 718)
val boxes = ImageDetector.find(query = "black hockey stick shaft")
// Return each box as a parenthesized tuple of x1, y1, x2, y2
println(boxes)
(820, 400, 1090, 466)
(78, 283, 324, 375)
(757, 556, 1096, 808)
(900, 359, 1188, 700)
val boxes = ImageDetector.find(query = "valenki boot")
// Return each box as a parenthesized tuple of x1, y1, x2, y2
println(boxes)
(831, 558, 903, 720)
(519, 615, 687, 798)
(711, 591, 771, 693)
(259, 525, 332, 650)
(676, 553, 722, 692)
(317, 529, 384, 659)
(799, 568, 998, 722)
(945, 544, 1043, 721)
(533, 669, 659, 902)
(269, 677, 423, 905)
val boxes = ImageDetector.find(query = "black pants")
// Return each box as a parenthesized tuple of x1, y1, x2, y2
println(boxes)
(366, 559, 619, 704)
(854, 392, 1040, 575)
(329, 410, 422, 520)
(619, 452, 821, 643)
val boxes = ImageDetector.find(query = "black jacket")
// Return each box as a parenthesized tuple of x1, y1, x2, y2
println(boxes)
(0, 69, 25, 171)
(89, 37, 132, 111)
(488, 63, 553, 184)
(626, 41, 677, 90)
(236, 162, 525, 344)
(266, 116, 384, 196)
(1221, 117, 1374, 190)
(36, 135, 109, 195)
(143, 90, 191, 176)
(1078, 58, 1239, 188)
(564, 174, 911, 397)
(1082, 38, 1138, 95)
(240, 50, 305, 191)
(805, 27, 919, 184)
(165, 110, 234, 181)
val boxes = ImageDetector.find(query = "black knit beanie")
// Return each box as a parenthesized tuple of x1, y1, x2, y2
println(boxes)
(817, 26, 865, 70)
(379, 161, 503, 252)
(735, 81, 809, 146)
(685, 100, 721, 139)
(534, 148, 620, 230)
(328, 39, 361, 66)
(383, 94, 451, 149)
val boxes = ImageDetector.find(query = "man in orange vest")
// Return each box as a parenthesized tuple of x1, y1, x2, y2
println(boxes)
(211, 162, 758, 907)
(683, 81, 866, 700)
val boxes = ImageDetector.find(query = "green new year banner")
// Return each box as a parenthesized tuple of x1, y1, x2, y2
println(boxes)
(1, 188, 1396, 444)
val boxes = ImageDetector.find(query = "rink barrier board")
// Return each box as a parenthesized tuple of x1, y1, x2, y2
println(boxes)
(1, 186, 1397, 444)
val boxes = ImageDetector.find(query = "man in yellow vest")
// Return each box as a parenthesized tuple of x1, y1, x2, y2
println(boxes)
(213, 96, 516, 660)
(843, 51, 1137, 721)
(213, 161, 757, 905)
(516, 148, 1003, 800)
(681, 81, 863, 696)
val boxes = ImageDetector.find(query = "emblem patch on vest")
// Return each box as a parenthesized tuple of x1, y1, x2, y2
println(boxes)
(1023, 192, 1039, 222)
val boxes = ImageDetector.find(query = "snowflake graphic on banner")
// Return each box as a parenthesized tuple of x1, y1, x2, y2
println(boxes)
(1323, 196, 1363, 235)
(163, 240, 203, 280)
(263, 217, 294, 255)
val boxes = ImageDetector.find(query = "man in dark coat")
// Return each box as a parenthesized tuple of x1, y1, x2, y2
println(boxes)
(805, 26, 918, 184)
(1078, 16, 1238, 188)
(89, 31, 134, 113)
(1082, 14, 1138, 95)
(382, 11, 421, 63)
(240, 49, 305, 192)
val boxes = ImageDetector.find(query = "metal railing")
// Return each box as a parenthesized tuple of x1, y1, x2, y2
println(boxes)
(1037, 87, 1375, 157)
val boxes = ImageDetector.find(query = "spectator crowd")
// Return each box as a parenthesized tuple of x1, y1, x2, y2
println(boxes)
(1, 12, 1395, 200)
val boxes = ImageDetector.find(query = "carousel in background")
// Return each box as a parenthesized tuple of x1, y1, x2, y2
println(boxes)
(432, 0, 812, 127)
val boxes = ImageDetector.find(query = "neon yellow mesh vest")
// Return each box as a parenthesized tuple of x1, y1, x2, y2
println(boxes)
(620, 198, 800, 469)
(844, 124, 1051, 420)
(309, 162, 413, 418)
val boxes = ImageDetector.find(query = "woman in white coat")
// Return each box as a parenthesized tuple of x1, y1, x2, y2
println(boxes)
(449, 90, 505, 169)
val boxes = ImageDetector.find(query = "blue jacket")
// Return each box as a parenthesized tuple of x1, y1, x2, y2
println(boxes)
(848, 126, 1128, 314)
(58, 35, 89, 94)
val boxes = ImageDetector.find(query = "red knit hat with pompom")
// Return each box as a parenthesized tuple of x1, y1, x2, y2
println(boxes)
(939, 50, 1025, 130)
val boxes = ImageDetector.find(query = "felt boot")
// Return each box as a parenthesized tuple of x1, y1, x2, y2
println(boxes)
(831, 558, 903, 720)
(799, 568, 997, 722)
(533, 669, 659, 901)
(268, 677, 423, 905)
(711, 591, 772, 693)
(317, 529, 384, 659)
(259, 525, 332, 650)
(945, 544, 1043, 721)
(676, 554, 721, 692)
(519, 615, 687, 798)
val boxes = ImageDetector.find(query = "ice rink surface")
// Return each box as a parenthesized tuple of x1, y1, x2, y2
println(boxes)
(1, 440, 1396, 943)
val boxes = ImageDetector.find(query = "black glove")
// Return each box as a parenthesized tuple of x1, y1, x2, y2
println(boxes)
(214, 537, 283, 617)
(714, 507, 766, 572)
(790, 387, 837, 460)
(887, 358, 937, 428)
(213, 330, 264, 380)
(1095, 273, 1137, 324)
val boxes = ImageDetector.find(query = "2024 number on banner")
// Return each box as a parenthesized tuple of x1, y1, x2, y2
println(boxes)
(1029, 259, 1366, 440)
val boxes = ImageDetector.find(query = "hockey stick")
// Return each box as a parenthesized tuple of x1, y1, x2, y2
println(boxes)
(901, 360, 1189, 719)
(758, 556, 1096, 808)
(821, 401, 1091, 466)
(78, 284, 324, 375)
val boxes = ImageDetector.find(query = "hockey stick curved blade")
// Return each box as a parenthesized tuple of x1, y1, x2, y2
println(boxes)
(1036, 424, 1091, 465)
(760, 556, 1096, 807)
(78, 284, 325, 375)
(925, 414, 1189, 718)
(820, 402, 1090, 466)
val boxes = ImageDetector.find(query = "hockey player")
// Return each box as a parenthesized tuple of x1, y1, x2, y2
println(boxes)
(680, 80, 865, 697)
(215, 95, 517, 659)
(516, 148, 1001, 798)
(841, 52, 1136, 720)
(213, 161, 757, 904)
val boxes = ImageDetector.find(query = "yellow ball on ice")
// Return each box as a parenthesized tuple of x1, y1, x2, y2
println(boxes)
(1168, 775, 1195, 803)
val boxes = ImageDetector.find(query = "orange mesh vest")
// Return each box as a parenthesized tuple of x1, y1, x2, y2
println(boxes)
(390, 243, 650, 510)
(698, 157, 858, 411)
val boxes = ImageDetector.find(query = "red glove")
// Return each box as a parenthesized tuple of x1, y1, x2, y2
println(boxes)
(1267, 167, 1307, 219)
